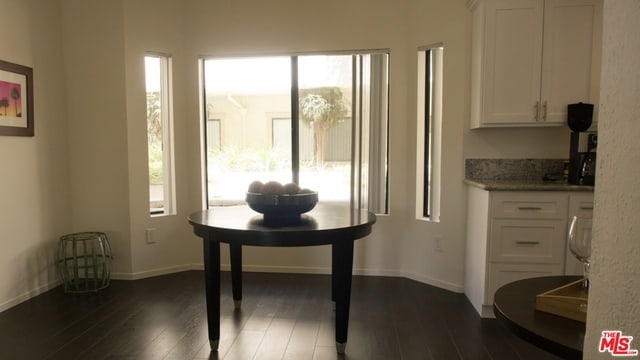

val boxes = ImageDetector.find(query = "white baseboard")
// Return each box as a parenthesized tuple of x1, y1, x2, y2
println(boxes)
(112, 264, 203, 280)
(2, 265, 464, 314)
(223, 264, 330, 275)
(481, 305, 496, 318)
(0, 279, 62, 313)
(116, 265, 464, 294)
(217, 264, 405, 277)
(116, 263, 408, 280)
(354, 267, 405, 277)
(402, 271, 465, 293)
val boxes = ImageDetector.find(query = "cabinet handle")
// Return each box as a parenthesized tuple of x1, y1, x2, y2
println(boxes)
(580, 205, 594, 210)
(515, 241, 540, 245)
(541, 100, 547, 121)
(534, 101, 540, 121)
(517, 206, 543, 211)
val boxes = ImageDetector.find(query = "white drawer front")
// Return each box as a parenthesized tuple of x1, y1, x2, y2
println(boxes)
(490, 219, 565, 263)
(569, 193, 594, 219)
(491, 193, 568, 219)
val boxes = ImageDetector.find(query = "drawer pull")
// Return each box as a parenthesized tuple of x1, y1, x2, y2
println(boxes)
(517, 206, 543, 211)
(515, 241, 540, 245)
(580, 205, 594, 210)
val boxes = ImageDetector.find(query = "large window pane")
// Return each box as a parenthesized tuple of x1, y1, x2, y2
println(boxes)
(298, 55, 352, 202)
(203, 57, 292, 206)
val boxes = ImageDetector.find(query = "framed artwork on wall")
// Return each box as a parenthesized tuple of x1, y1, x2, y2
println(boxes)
(0, 60, 34, 136)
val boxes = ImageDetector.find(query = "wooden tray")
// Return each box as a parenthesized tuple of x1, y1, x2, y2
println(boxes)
(535, 279, 588, 322)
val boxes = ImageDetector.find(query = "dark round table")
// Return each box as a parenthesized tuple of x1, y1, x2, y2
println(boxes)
(188, 204, 376, 354)
(493, 276, 585, 359)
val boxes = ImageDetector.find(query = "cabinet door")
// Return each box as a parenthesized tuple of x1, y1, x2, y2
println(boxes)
(541, 0, 603, 125)
(482, 0, 543, 125)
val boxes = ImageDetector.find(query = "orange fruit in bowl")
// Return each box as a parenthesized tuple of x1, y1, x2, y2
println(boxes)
(248, 180, 263, 193)
(260, 181, 285, 196)
(283, 182, 301, 195)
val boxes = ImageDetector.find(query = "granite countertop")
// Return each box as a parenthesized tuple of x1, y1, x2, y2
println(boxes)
(464, 158, 595, 192)
(464, 178, 594, 192)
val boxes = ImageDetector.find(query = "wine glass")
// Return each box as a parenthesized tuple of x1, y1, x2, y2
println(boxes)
(568, 215, 592, 288)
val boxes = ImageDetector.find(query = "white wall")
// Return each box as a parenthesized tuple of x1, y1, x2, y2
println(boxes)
(61, 0, 134, 276)
(66, 0, 591, 290)
(584, 1, 640, 357)
(463, 126, 572, 159)
(0, 0, 70, 311)
(115, 0, 475, 290)
(4, 0, 617, 312)
(121, 0, 201, 279)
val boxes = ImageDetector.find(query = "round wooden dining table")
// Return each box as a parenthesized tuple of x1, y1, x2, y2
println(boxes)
(493, 275, 585, 359)
(188, 203, 376, 354)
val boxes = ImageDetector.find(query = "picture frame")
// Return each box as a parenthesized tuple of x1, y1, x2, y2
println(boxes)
(0, 60, 34, 136)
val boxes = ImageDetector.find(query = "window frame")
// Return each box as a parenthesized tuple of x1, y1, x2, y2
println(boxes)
(200, 51, 390, 214)
(145, 53, 176, 216)
(416, 45, 443, 222)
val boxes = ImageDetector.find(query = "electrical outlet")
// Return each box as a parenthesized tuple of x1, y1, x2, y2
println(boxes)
(433, 235, 443, 252)
(146, 228, 157, 244)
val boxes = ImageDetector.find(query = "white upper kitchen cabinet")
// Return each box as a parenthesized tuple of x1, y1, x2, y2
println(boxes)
(469, 0, 603, 128)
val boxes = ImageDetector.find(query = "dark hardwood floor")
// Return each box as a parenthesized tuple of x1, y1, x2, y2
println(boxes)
(0, 271, 561, 360)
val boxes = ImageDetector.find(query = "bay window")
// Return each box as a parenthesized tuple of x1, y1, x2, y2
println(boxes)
(201, 52, 389, 214)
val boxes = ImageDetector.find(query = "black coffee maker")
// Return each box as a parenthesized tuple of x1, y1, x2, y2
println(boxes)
(567, 102, 597, 185)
